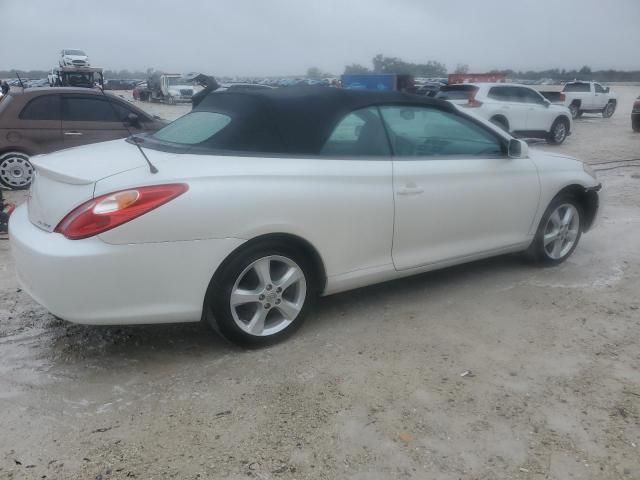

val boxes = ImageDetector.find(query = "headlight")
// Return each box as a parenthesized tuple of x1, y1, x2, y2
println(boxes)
(583, 162, 597, 180)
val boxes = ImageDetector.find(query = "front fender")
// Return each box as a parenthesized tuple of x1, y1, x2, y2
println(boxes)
(528, 150, 599, 234)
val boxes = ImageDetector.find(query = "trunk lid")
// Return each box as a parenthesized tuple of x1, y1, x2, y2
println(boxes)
(28, 139, 150, 232)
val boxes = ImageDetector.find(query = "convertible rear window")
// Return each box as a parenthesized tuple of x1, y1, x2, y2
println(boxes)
(152, 112, 231, 145)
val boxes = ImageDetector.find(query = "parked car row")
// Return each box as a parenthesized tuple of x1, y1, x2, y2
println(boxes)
(103, 79, 139, 90)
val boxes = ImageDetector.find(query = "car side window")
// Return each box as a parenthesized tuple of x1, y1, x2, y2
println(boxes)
(62, 97, 119, 122)
(509, 87, 528, 103)
(488, 86, 510, 102)
(20, 95, 61, 121)
(110, 102, 148, 122)
(594, 83, 605, 93)
(521, 88, 546, 105)
(379, 106, 503, 158)
(320, 107, 390, 157)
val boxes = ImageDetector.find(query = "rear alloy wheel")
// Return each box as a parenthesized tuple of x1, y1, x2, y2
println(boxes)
(206, 245, 315, 346)
(569, 103, 579, 119)
(602, 102, 616, 118)
(547, 119, 568, 145)
(526, 196, 582, 265)
(0, 151, 34, 190)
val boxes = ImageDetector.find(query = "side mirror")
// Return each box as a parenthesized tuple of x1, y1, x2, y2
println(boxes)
(125, 113, 141, 128)
(544, 99, 551, 107)
(604, 87, 610, 93)
(508, 138, 528, 159)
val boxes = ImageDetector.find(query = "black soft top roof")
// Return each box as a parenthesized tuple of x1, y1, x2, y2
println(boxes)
(192, 86, 456, 155)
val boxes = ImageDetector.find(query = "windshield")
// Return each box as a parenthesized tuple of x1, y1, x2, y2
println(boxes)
(167, 77, 190, 86)
(64, 50, 86, 56)
(152, 112, 231, 144)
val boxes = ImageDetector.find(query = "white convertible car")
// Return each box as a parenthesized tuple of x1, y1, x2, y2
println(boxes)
(10, 87, 601, 346)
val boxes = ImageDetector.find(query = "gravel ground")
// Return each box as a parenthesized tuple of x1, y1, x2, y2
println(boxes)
(1, 86, 639, 480)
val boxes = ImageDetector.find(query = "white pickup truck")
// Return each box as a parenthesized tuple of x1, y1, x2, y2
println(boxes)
(560, 81, 617, 119)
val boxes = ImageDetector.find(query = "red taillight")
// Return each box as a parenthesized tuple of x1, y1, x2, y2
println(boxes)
(559, 93, 566, 102)
(634, 100, 640, 110)
(54, 183, 188, 240)
(466, 89, 482, 108)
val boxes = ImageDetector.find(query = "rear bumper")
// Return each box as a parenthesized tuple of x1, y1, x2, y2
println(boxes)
(9, 204, 244, 325)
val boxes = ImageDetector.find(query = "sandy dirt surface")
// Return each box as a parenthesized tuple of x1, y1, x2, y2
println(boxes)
(1, 87, 639, 480)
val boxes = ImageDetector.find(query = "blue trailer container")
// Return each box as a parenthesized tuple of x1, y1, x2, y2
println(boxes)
(341, 74, 397, 91)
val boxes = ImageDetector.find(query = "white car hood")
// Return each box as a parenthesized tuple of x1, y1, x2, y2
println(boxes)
(527, 148, 583, 171)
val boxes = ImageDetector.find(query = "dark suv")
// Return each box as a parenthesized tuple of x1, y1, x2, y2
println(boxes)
(0, 87, 164, 189)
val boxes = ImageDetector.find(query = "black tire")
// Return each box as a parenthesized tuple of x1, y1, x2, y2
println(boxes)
(569, 103, 580, 119)
(490, 116, 509, 132)
(602, 101, 616, 118)
(204, 241, 317, 347)
(525, 194, 583, 266)
(0, 151, 33, 190)
(547, 118, 569, 145)
(575, 110, 583, 118)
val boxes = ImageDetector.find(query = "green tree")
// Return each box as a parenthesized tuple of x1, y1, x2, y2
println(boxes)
(370, 54, 447, 77)
(343, 63, 371, 75)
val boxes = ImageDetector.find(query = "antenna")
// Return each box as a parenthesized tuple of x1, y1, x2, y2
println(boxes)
(98, 78, 158, 174)
(15, 71, 25, 89)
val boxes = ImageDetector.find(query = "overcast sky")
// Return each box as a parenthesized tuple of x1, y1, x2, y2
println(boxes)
(1, 0, 639, 76)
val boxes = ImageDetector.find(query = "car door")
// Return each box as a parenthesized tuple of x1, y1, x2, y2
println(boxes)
(593, 83, 608, 109)
(488, 86, 527, 132)
(61, 95, 131, 148)
(12, 94, 63, 154)
(520, 87, 555, 132)
(315, 107, 395, 275)
(380, 105, 540, 270)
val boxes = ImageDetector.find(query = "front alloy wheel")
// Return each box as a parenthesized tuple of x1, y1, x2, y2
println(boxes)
(0, 151, 33, 190)
(548, 119, 568, 145)
(602, 102, 615, 118)
(527, 196, 582, 265)
(543, 204, 580, 260)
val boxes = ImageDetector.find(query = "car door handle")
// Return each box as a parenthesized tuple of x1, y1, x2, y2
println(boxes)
(397, 186, 424, 196)
(64, 131, 83, 136)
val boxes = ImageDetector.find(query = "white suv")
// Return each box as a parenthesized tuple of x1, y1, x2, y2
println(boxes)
(59, 49, 90, 67)
(437, 83, 573, 145)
